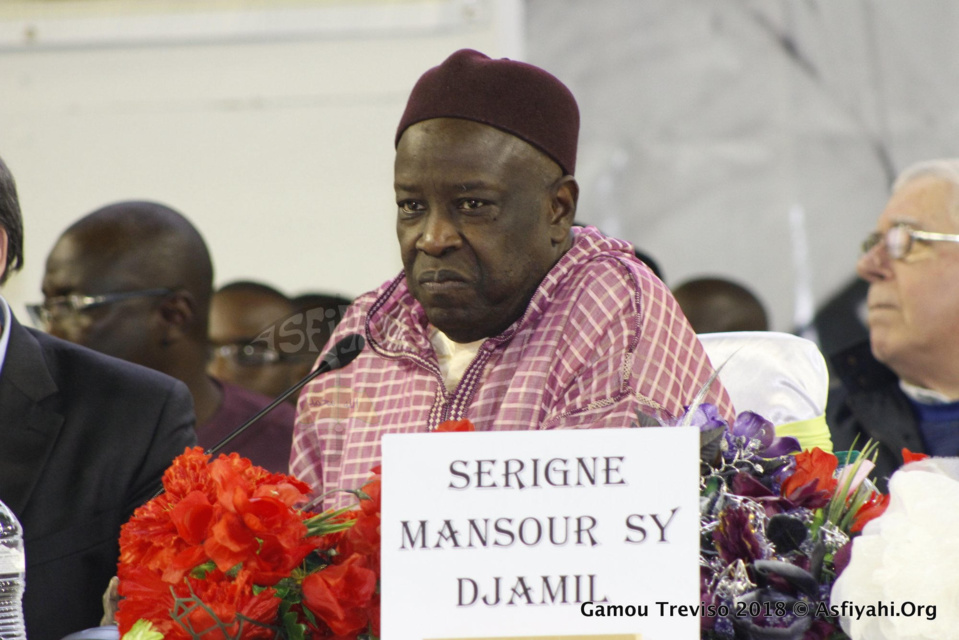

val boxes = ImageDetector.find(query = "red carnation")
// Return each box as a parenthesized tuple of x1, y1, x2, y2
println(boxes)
(781, 447, 839, 508)
(435, 419, 475, 432)
(902, 448, 929, 464)
(302, 554, 378, 636)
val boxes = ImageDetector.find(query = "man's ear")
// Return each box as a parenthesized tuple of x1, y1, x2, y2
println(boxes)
(548, 175, 578, 246)
(0, 227, 8, 284)
(157, 290, 197, 345)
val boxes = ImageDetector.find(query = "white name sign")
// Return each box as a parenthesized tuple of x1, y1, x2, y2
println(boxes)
(381, 427, 700, 640)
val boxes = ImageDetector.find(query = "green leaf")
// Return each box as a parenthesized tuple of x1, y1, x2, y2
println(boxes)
(189, 561, 216, 580)
(282, 610, 306, 640)
(120, 619, 164, 640)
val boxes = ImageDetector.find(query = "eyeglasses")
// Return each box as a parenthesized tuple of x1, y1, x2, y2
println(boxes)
(27, 288, 173, 328)
(212, 342, 286, 367)
(861, 224, 959, 260)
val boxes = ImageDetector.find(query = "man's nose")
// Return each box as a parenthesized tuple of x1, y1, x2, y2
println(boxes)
(208, 352, 232, 380)
(415, 211, 462, 256)
(856, 242, 892, 283)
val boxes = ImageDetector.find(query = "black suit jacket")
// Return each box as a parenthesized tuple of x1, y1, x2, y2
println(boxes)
(0, 314, 196, 640)
(828, 341, 924, 493)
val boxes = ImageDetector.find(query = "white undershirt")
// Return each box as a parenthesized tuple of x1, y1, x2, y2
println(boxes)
(899, 380, 956, 405)
(429, 327, 484, 392)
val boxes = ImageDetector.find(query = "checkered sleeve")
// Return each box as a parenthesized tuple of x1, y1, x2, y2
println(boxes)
(539, 256, 734, 428)
(289, 293, 371, 495)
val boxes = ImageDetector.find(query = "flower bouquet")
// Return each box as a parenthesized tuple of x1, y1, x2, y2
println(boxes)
(685, 404, 889, 639)
(116, 447, 380, 640)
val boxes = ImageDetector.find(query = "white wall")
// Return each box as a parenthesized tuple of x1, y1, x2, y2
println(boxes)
(527, 0, 959, 337)
(0, 0, 524, 315)
(4, 0, 958, 342)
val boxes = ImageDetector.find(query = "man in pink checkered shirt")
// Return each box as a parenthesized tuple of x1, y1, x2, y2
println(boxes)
(291, 49, 733, 506)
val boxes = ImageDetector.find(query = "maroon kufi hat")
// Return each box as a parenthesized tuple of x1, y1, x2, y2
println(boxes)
(395, 49, 580, 175)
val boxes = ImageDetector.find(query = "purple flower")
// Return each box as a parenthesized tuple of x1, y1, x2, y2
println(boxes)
(713, 505, 763, 565)
(725, 411, 802, 460)
(732, 411, 774, 447)
(731, 471, 776, 499)
(674, 402, 729, 431)
(762, 436, 802, 458)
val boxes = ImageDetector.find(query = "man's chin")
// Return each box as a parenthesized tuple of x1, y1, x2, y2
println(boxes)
(869, 332, 899, 369)
(425, 309, 485, 343)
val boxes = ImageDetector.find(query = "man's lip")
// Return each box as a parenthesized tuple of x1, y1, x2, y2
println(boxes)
(417, 269, 469, 284)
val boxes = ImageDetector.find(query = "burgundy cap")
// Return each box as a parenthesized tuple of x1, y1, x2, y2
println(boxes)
(395, 49, 580, 175)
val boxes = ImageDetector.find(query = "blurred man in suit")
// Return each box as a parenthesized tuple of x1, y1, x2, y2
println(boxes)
(34, 202, 295, 472)
(0, 156, 196, 639)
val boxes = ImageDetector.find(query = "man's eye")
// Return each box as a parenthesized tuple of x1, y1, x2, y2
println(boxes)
(398, 201, 425, 215)
(459, 199, 488, 211)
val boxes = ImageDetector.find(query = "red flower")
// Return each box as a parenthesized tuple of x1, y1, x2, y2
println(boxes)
(175, 570, 279, 640)
(302, 554, 378, 636)
(119, 493, 184, 572)
(204, 511, 259, 571)
(116, 565, 178, 636)
(781, 447, 838, 508)
(336, 470, 382, 574)
(117, 448, 380, 639)
(163, 447, 219, 499)
(902, 448, 929, 464)
(850, 491, 890, 533)
(170, 491, 215, 545)
(436, 419, 475, 432)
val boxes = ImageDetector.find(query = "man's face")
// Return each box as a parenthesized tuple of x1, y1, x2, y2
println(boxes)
(857, 175, 959, 385)
(40, 232, 163, 368)
(208, 289, 297, 398)
(395, 118, 573, 343)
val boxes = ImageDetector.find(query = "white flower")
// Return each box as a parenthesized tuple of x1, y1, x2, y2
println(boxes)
(830, 458, 959, 639)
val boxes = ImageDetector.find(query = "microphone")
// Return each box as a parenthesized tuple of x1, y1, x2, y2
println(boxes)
(150, 334, 365, 499)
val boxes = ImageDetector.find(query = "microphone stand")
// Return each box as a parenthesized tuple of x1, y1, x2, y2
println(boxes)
(149, 334, 365, 499)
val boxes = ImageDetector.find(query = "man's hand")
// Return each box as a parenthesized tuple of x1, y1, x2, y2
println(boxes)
(100, 576, 119, 626)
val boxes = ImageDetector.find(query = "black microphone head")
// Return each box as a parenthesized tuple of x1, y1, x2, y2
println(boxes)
(318, 333, 365, 373)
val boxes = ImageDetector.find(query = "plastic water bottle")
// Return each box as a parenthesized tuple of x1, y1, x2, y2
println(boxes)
(0, 499, 25, 640)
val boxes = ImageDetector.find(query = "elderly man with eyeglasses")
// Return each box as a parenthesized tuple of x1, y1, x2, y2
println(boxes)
(33, 201, 295, 473)
(828, 158, 959, 490)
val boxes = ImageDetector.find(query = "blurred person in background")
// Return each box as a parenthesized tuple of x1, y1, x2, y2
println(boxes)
(672, 276, 769, 333)
(33, 202, 294, 472)
(285, 292, 352, 387)
(209, 280, 300, 400)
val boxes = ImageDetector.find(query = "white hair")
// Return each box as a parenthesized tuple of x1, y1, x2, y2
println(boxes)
(892, 159, 959, 220)
(893, 159, 959, 193)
